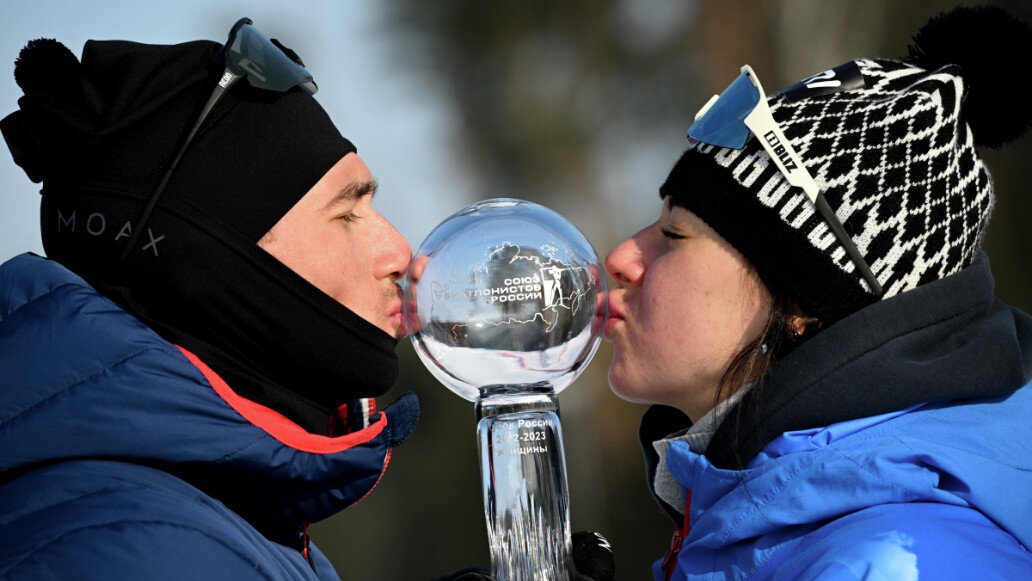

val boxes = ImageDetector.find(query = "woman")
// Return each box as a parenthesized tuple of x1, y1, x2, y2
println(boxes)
(605, 6, 1032, 580)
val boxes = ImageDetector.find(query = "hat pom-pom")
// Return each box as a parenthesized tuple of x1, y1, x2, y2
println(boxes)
(14, 38, 81, 94)
(905, 5, 1032, 148)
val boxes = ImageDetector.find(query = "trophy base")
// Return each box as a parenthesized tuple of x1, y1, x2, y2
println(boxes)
(476, 392, 573, 581)
(475, 389, 557, 420)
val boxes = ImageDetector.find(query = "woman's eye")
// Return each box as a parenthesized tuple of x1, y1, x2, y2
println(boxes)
(661, 228, 685, 240)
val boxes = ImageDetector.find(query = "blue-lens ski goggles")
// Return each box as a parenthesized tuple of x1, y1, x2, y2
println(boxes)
(688, 65, 882, 297)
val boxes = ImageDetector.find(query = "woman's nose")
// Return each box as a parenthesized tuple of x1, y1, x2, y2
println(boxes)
(605, 235, 645, 288)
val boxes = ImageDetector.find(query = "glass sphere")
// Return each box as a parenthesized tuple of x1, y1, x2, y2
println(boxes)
(405, 198, 607, 402)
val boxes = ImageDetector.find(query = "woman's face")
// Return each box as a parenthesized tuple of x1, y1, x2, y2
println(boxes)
(603, 198, 771, 421)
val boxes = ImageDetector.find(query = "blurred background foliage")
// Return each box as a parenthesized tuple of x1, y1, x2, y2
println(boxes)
(311, 0, 1032, 578)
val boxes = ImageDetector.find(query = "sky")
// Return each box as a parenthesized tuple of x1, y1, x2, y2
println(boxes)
(0, 0, 474, 262)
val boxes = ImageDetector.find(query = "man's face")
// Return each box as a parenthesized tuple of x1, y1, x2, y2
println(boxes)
(258, 152, 412, 338)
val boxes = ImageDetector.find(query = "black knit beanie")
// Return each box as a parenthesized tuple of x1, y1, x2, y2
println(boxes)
(660, 5, 1032, 323)
(1, 30, 400, 431)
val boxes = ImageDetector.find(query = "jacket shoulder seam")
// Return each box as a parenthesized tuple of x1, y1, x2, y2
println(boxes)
(2, 518, 279, 580)
(0, 281, 81, 321)
(0, 345, 183, 432)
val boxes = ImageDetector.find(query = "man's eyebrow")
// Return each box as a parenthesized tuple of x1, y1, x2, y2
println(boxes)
(325, 179, 378, 210)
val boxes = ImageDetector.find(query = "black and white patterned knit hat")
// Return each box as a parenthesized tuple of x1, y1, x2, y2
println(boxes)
(660, 5, 1032, 322)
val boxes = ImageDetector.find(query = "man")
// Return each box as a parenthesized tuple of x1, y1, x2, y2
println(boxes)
(0, 20, 417, 579)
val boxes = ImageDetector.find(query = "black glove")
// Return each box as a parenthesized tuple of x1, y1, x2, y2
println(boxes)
(431, 566, 492, 581)
(572, 530, 615, 581)
(431, 531, 614, 581)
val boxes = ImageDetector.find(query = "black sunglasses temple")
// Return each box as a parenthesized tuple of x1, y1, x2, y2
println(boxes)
(119, 72, 241, 260)
(814, 194, 883, 297)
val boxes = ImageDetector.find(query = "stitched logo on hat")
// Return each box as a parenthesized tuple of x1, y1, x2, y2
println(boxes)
(56, 208, 166, 257)
(781, 61, 865, 103)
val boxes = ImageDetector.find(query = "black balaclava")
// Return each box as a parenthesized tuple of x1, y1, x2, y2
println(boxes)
(1, 36, 400, 433)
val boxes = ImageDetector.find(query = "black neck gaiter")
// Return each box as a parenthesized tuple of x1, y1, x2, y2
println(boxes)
(41, 187, 399, 432)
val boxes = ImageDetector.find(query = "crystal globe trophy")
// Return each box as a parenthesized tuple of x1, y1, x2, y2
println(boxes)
(404, 199, 607, 580)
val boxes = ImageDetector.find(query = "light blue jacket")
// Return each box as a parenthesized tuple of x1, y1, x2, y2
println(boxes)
(649, 255, 1032, 579)
(661, 391, 1032, 580)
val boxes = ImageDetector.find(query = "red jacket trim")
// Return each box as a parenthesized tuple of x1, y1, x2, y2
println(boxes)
(176, 345, 388, 454)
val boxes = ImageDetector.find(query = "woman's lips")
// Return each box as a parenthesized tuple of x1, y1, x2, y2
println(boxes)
(604, 314, 623, 337)
(602, 292, 625, 338)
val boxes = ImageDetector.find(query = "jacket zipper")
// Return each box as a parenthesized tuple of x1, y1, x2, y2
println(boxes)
(302, 522, 316, 572)
(661, 488, 692, 581)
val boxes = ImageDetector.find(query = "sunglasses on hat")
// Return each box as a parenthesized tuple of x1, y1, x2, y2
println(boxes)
(688, 65, 883, 297)
(120, 18, 317, 259)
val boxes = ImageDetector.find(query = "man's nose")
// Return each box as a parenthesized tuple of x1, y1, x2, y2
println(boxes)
(377, 216, 412, 281)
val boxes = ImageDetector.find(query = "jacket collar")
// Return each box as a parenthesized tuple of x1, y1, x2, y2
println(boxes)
(642, 252, 1032, 476)
(708, 252, 1032, 469)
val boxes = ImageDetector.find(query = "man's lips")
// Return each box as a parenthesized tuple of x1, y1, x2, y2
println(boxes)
(386, 295, 408, 336)
(385, 282, 407, 336)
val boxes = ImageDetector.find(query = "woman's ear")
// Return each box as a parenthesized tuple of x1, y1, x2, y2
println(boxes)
(784, 300, 822, 343)
(785, 315, 808, 341)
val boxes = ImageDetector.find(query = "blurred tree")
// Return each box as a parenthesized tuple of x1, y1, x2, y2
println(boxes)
(313, 1, 1032, 578)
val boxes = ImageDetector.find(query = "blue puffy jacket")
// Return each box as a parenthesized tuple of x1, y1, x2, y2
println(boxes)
(0, 254, 419, 580)
(643, 254, 1032, 580)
